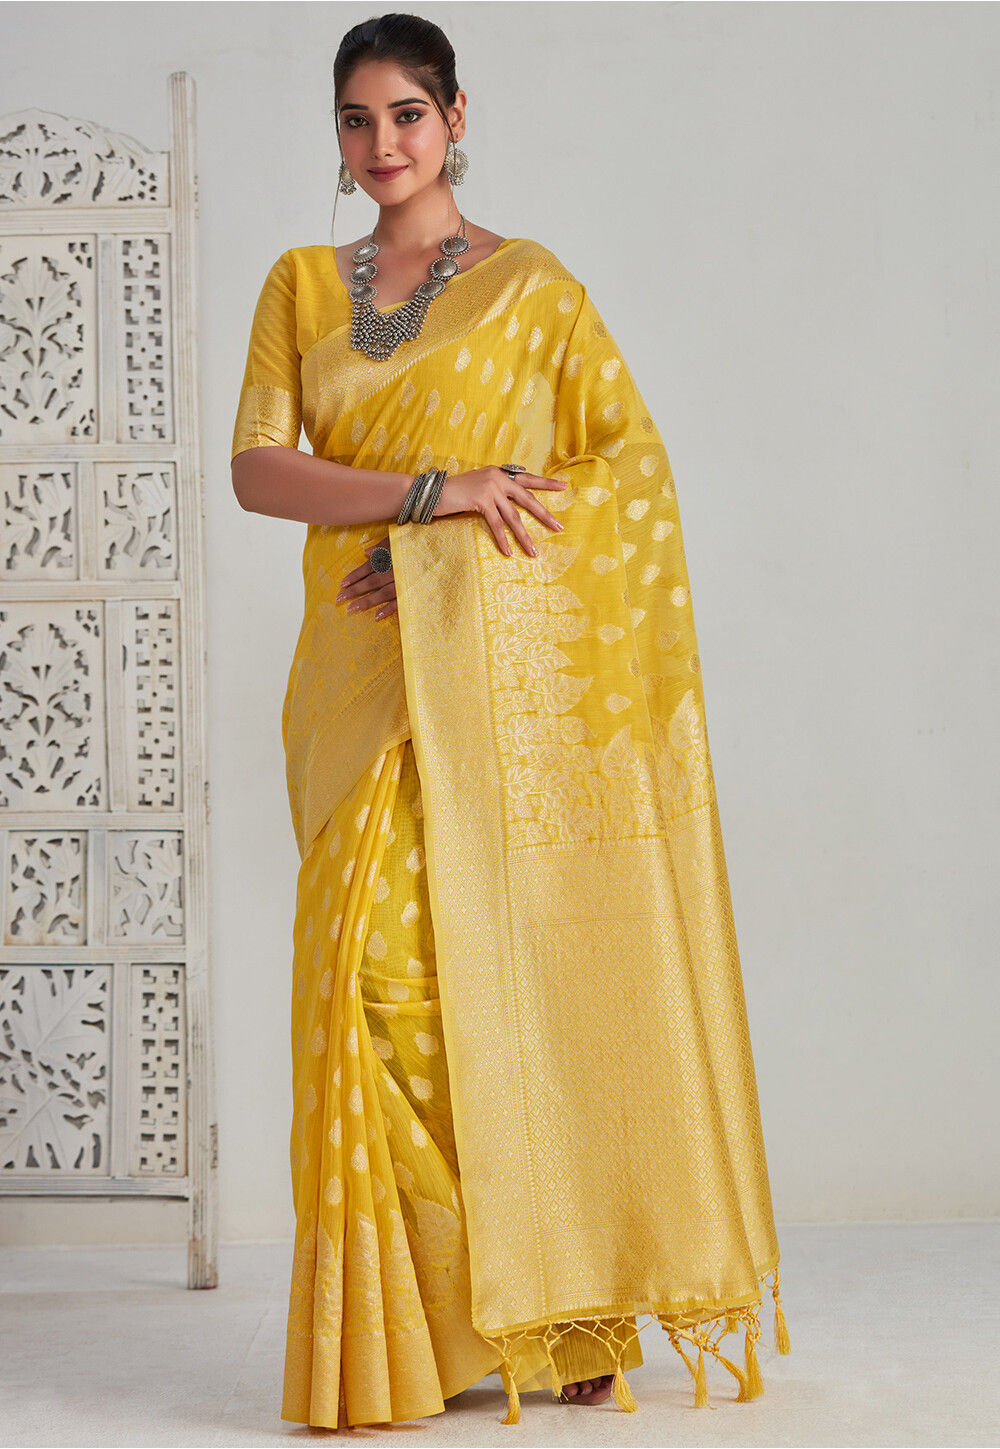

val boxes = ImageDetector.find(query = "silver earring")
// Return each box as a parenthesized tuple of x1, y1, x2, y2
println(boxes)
(338, 159, 356, 195)
(446, 139, 468, 186)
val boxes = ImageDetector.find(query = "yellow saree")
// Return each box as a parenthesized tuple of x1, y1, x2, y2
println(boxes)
(231, 237, 790, 1428)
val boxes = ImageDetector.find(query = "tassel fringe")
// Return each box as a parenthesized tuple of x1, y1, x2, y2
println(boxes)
(613, 1363, 638, 1412)
(497, 1338, 521, 1424)
(769, 1266, 792, 1354)
(744, 1324, 765, 1399)
(500, 1375, 520, 1425)
(484, 1264, 789, 1422)
(693, 1346, 709, 1407)
(670, 1339, 701, 1402)
(714, 1347, 751, 1402)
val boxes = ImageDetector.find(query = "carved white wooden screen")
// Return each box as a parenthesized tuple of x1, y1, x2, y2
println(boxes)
(0, 74, 217, 1287)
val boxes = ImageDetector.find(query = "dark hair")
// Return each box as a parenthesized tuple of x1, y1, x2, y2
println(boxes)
(333, 13, 460, 145)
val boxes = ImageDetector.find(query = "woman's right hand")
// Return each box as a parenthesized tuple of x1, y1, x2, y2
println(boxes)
(434, 467, 568, 558)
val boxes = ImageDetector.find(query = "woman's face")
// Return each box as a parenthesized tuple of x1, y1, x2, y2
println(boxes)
(337, 60, 461, 205)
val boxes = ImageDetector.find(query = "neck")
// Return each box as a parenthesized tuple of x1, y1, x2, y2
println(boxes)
(370, 177, 462, 254)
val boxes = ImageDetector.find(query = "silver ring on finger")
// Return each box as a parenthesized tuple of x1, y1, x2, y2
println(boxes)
(499, 462, 525, 479)
(368, 544, 393, 573)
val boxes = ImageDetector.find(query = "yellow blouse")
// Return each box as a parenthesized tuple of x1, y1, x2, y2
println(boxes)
(233, 237, 530, 461)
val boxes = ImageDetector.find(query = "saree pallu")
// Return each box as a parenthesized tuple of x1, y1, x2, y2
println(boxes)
(231, 239, 790, 1427)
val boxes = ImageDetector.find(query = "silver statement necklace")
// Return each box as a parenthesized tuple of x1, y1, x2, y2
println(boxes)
(348, 214, 471, 361)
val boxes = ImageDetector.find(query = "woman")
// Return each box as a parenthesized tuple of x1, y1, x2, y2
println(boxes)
(231, 12, 790, 1430)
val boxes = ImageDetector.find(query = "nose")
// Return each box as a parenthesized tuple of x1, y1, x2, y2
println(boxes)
(370, 118, 398, 159)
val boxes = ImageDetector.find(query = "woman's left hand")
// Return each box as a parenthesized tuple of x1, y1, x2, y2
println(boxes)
(335, 535, 398, 620)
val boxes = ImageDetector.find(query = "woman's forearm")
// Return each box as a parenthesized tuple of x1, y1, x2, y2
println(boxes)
(232, 446, 416, 526)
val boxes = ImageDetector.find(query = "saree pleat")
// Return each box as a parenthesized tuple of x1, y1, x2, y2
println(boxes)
(233, 238, 790, 1428)
(284, 735, 644, 1426)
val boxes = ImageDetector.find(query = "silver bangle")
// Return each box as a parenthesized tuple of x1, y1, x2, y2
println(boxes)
(410, 473, 433, 522)
(417, 468, 447, 522)
(397, 471, 430, 525)
(411, 468, 439, 522)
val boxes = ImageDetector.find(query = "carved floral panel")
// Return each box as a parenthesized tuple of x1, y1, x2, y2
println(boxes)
(97, 462, 177, 579)
(0, 964, 110, 1174)
(0, 109, 167, 208)
(0, 602, 106, 811)
(0, 238, 97, 445)
(109, 831, 184, 942)
(4, 832, 87, 946)
(0, 464, 79, 578)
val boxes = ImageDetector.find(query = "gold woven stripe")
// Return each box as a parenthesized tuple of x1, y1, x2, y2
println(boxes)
(231, 381, 300, 457)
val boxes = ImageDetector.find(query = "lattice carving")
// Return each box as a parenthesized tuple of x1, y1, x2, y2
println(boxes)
(119, 236, 173, 443)
(5, 832, 87, 945)
(0, 965, 110, 1173)
(0, 83, 215, 1281)
(131, 964, 185, 1175)
(121, 600, 180, 811)
(97, 462, 177, 578)
(0, 602, 106, 811)
(0, 238, 97, 444)
(0, 108, 167, 208)
(110, 831, 183, 942)
(0, 464, 78, 577)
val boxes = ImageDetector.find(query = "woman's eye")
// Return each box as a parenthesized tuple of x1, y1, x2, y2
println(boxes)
(344, 110, 423, 128)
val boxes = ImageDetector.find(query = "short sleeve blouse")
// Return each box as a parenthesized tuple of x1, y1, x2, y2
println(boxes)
(231, 250, 303, 460)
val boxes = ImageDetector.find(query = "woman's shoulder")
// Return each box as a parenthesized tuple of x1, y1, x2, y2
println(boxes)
(511, 236, 580, 286)
(279, 243, 335, 276)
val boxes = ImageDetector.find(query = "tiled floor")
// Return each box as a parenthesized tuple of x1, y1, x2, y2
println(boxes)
(2, 1222, 997, 1446)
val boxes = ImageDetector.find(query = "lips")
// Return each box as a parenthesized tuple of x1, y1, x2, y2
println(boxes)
(369, 165, 407, 179)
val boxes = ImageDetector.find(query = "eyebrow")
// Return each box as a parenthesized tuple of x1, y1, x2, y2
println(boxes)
(339, 97, 428, 113)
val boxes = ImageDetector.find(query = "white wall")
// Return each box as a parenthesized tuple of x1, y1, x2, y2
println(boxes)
(1, 0, 996, 1245)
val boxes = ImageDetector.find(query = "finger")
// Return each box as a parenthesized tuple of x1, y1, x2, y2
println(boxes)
(339, 556, 379, 585)
(374, 601, 398, 620)
(509, 485, 566, 533)
(483, 507, 513, 556)
(495, 498, 538, 557)
(336, 565, 371, 598)
(347, 581, 396, 611)
(362, 571, 392, 594)
(349, 569, 395, 600)
(522, 474, 569, 490)
(340, 572, 398, 605)
(339, 537, 390, 594)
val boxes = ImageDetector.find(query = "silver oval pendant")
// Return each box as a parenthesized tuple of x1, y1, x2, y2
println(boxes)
(349, 282, 376, 304)
(353, 241, 378, 262)
(415, 278, 447, 300)
(441, 235, 470, 256)
(430, 256, 460, 280)
(351, 261, 377, 282)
